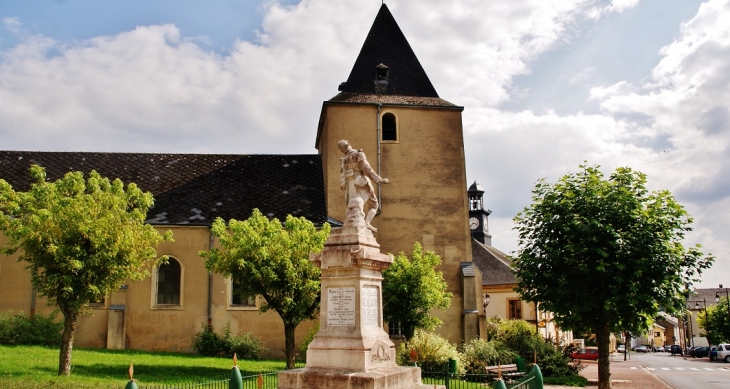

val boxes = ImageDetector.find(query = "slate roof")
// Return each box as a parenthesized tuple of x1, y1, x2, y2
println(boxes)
(471, 239, 516, 286)
(687, 288, 729, 310)
(0, 151, 328, 226)
(328, 92, 456, 107)
(461, 262, 478, 277)
(337, 4, 440, 98)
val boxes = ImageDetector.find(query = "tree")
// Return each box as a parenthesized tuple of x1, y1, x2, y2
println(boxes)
(200, 209, 330, 369)
(697, 297, 730, 345)
(382, 242, 452, 340)
(512, 164, 713, 389)
(0, 166, 172, 376)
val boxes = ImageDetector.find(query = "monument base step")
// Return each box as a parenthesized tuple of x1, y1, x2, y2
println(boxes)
(278, 366, 444, 389)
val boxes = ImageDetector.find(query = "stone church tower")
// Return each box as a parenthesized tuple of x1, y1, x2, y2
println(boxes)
(315, 4, 482, 342)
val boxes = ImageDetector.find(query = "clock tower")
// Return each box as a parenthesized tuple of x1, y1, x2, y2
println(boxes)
(468, 181, 492, 245)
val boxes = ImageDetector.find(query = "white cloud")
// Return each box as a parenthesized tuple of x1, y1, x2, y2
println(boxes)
(0, 0, 726, 286)
(2, 17, 22, 35)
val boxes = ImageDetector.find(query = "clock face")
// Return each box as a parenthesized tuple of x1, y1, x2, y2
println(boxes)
(469, 217, 479, 230)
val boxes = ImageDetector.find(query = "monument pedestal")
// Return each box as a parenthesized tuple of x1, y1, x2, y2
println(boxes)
(278, 214, 441, 389)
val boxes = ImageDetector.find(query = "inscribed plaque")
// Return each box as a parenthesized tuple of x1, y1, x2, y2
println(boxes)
(361, 286, 379, 326)
(327, 287, 355, 326)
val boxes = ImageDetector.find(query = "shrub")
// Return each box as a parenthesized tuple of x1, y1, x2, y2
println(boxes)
(460, 338, 517, 375)
(544, 375, 588, 387)
(191, 322, 264, 359)
(488, 318, 581, 377)
(298, 322, 319, 361)
(191, 323, 229, 357)
(229, 332, 265, 360)
(396, 329, 463, 374)
(0, 311, 63, 346)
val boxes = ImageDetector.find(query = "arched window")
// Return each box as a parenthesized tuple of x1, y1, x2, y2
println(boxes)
(382, 113, 397, 141)
(156, 259, 181, 305)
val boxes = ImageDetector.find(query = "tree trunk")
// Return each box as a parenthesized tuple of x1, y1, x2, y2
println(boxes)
(596, 323, 612, 389)
(284, 322, 297, 369)
(58, 309, 78, 376)
(624, 333, 630, 361)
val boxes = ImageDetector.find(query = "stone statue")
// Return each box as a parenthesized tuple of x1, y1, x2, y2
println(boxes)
(338, 140, 389, 232)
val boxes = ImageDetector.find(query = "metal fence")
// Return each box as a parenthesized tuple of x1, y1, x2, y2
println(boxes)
(133, 369, 283, 389)
(420, 362, 543, 389)
(129, 363, 542, 389)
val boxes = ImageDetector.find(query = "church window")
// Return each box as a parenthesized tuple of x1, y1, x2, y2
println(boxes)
(231, 274, 257, 307)
(382, 113, 397, 141)
(156, 258, 181, 305)
(508, 299, 522, 319)
(387, 321, 404, 338)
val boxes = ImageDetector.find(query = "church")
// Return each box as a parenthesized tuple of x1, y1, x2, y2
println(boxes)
(0, 4, 548, 357)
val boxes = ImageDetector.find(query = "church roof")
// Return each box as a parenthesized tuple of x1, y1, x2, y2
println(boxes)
(328, 92, 457, 107)
(471, 239, 516, 286)
(336, 4, 440, 98)
(0, 151, 328, 226)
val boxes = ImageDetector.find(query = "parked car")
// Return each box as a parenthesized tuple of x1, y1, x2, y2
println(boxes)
(571, 347, 599, 361)
(617, 345, 626, 353)
(717, 343, 730, 363)
(664, 345, 672, 352)
(710, 346, 717, 361)
(654, 345, 664, 352)
(634, 345, 648, 353)
(691, 346, 710, 358)
(670, 344, 683, 355)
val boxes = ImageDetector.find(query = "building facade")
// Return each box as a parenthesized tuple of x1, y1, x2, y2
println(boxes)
(1, 4, 494, 355)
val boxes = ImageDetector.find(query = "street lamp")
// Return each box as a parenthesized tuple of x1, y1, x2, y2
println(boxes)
(715, 284, 730, 320)
(482, 293, 491, 340)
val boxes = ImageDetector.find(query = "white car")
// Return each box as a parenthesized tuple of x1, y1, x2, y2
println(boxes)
(717, 343, 730, 363)
(617, 345, 626, 353)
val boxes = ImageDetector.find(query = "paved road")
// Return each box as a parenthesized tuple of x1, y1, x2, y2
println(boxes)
(627, 351, 730, 389)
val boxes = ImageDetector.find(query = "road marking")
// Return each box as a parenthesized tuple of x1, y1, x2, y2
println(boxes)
(703, 368, 714, 371)
(630, 367, 637, 370)
(646, 367, 655, 370)
(675, 367, 685, 370)
(661, 367, 670, 370)
(688, 368, 698, 371)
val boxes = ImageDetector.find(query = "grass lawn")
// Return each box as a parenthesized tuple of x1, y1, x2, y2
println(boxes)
(0, 345, 292, 388)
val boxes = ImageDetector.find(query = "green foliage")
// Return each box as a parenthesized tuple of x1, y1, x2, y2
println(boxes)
(0, 166, 172, 376)
(512, 164, 713, 386)
(460, 338, 516, 375)
(382, 242, 453, 340)
(298, 322, 319, 361)
(396, 329, 463, 374)
(200, 209, 330, 368)
(0, 311, 63, 346)
(698, 297, 730, 344)
(488, 318, 580, 377)
(191, 324, 230, 357)
(543, 375, 588, 387)
(191, 322, 265, 359)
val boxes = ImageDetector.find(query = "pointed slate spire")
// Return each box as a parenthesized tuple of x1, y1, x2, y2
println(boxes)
(338, 4, 439, 98)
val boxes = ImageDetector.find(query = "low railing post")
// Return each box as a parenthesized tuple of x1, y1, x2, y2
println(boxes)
(493, 378, 508, 389)
(531, 365, 543, 389)
(125, 363, 138, 389)
(230, 354, 243, 389)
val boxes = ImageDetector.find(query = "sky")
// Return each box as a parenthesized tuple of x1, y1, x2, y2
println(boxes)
(1, 0, 728, 288)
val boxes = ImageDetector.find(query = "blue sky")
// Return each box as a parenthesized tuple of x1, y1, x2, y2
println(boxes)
(1, 0, 728, 288)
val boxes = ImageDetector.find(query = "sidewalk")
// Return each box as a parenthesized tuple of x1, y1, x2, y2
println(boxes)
(544, 356, 672, 389)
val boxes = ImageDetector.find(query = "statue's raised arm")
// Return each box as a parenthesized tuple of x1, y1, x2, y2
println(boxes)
(338, 140, 389, 232)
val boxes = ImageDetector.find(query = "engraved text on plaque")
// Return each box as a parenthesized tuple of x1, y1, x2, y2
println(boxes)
(361, 286, 379, 326)
(327, 287, 355, 326)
